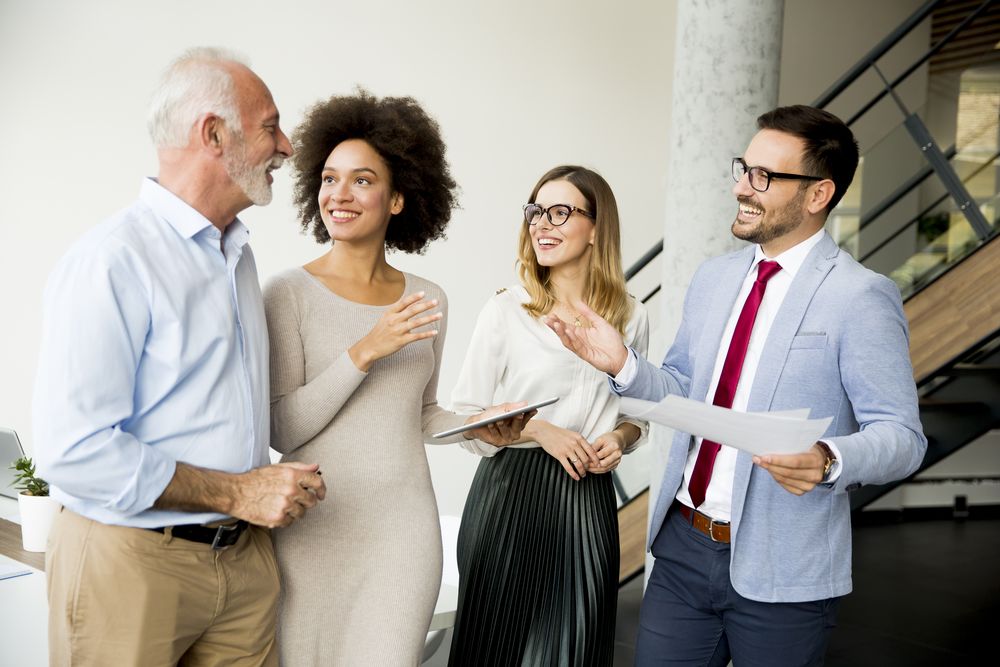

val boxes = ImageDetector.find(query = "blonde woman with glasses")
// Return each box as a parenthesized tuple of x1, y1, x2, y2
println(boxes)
(447, 165, 649, 666)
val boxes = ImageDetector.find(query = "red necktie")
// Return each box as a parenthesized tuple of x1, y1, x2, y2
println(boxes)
(687, 259, 782, 508)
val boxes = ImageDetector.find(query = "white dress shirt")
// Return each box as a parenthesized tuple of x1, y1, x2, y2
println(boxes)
(33, 178, 270, 527)
(615, 228, 840, 521)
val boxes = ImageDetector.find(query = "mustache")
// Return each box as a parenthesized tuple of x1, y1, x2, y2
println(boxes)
(737, 195, 764, 212)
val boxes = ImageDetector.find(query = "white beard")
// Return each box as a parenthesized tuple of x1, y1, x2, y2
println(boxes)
(224, 136, 281, 206)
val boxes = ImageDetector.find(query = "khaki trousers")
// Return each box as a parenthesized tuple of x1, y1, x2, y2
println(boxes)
(46, 508, 280, 667)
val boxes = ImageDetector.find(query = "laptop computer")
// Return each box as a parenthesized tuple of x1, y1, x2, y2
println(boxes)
(0, 428, 27, 499)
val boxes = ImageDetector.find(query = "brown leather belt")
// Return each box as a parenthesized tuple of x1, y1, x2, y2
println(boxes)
(674, 501, 730, 543)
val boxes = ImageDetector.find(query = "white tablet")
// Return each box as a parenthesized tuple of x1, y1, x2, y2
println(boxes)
(432, 397, 559, 439)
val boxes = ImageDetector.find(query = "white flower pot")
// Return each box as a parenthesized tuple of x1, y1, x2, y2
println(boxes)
(18, 493, 59, 552)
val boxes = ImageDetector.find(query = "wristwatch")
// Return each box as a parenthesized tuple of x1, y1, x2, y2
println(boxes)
(815, 441, 837, 481)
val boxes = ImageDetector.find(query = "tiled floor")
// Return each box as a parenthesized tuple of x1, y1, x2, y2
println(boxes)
(827, 516, 999, 665)
(428, 517, 999, 665)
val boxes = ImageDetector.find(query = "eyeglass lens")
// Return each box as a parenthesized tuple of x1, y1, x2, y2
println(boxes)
(732, 159, 770, 192)
(524, 204, 573, 225)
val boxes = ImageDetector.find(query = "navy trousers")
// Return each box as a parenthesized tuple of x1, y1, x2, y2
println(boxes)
(634, 506, 840, 666)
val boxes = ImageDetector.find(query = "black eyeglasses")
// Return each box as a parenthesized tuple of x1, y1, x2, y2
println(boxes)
(732, 157, 823, 193)
(523, 203, 594, 226)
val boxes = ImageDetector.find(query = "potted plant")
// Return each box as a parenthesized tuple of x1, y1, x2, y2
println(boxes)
(10, 456, 59, 552)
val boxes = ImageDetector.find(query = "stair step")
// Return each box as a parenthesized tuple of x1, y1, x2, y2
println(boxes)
(936, 363, 1000, 376)
(917, 398, 991, 413)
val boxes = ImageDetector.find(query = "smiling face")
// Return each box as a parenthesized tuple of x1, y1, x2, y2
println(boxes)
(529, 179, 595, 271)
(318, 138, 403, 245)
(731, 129, 813, 250)
(223, 65, 293, 206)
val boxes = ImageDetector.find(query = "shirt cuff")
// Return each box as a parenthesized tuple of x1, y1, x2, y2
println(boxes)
(820, 439, 842, 484)
(611, 347, 638, 391)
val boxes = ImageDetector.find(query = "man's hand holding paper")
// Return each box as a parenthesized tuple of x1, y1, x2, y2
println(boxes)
(752, 446, 831, 495)
(618, 394, 832, 459)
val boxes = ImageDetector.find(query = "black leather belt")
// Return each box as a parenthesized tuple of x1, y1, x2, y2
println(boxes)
(147, 520, 249, 549)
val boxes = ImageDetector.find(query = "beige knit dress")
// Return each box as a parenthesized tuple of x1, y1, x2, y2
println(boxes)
(264, 267, 467, 666)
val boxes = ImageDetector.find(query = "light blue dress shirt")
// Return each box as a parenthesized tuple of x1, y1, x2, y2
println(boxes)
(33, 179, 270, 528)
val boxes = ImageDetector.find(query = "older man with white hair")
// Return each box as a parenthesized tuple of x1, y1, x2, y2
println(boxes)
(34, 48, 324, 666)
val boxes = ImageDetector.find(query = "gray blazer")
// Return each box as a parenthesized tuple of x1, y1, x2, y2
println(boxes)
(620, 232, 926, 603)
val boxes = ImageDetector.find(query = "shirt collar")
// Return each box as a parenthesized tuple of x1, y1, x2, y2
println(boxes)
(139, 177, 247, 242)
(751, 227, 826, 280)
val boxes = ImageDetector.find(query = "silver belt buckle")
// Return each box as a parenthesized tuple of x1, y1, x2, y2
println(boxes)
(706, 516, 728, 542)
(210, 523, 240, 550)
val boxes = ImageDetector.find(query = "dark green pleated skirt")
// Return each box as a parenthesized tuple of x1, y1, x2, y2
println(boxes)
(448, 447, 619, 667)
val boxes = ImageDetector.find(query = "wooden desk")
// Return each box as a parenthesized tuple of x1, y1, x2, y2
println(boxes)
(0, 518, 45, 570)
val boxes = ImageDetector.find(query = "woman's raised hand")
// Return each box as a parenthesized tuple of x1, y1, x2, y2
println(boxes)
(349, 292, 442, 372)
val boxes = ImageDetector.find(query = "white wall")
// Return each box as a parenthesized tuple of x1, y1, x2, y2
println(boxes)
(0, 0, 674, 517)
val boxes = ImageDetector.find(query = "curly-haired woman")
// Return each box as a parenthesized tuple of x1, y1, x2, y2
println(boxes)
(447, 166, 649, 666)
(264, 91, 531, 665)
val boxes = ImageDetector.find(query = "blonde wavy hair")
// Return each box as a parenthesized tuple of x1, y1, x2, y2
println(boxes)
(517, 165, 632, 334)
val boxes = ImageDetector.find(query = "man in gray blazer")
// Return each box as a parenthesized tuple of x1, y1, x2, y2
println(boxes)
(547, 105, 926, 665)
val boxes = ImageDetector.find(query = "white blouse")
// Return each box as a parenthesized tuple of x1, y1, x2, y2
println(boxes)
(451, 285, 650, 456)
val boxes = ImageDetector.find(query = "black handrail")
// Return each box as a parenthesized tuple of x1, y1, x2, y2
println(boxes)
(836, 144, 957, 252)
(812, 0, 944, 109)
(859, 145, 956, 228)
(624, 239, 663, 281)
(844, 0, 997, 126)
(641, 285, 661, 305)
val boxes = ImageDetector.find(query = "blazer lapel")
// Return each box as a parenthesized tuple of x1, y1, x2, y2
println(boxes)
(690, 246, 757, 402)
(746, 233, 838, 413)
(731, 233, 838, 530)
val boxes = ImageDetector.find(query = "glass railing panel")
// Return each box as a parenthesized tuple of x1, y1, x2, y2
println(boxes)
(884, 194, 997, 299)
(862, 62, 1000, 298)
(828, 156, 862, 257)
(834, 110, 930, 252)
(614, 439, 655, 509)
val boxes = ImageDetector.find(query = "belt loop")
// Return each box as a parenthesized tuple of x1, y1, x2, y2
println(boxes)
(160, 525, 174, 545)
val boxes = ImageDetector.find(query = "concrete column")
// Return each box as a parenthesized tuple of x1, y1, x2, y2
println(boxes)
(646, 0, 785, 576)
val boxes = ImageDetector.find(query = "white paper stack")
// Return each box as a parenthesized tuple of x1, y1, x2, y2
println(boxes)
(0, 553, 32, 580)
(620, 394, 832, 456)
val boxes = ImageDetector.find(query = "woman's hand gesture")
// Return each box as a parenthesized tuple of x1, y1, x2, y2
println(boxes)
(349, 292, 442, 372)
(530, 421, 601, 481)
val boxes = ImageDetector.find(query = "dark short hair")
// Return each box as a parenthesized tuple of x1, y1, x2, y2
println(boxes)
(756, 105, 859, 214)
(291, 90, 458, 253)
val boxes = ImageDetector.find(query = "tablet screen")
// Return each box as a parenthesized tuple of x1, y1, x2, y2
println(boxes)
(432, 397, 558, 439)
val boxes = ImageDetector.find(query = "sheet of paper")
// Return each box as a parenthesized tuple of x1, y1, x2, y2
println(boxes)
(619, 394, 831, 456)
(0, 553, 33, 580)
